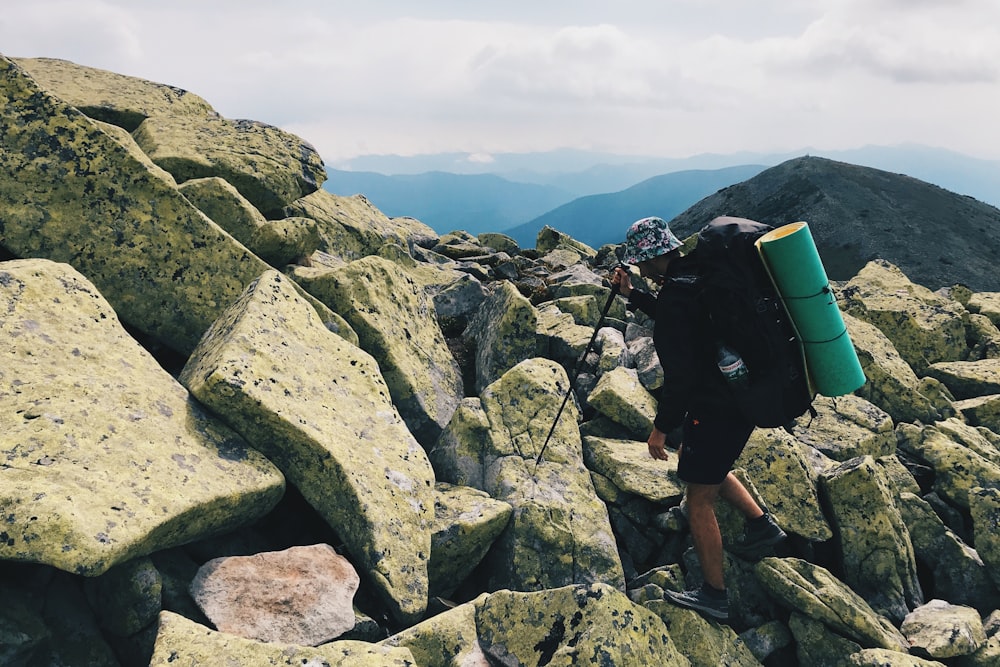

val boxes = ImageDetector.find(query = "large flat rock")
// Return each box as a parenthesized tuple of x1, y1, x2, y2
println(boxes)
(0, 259, 285, 576)
(179, 270, 436, 625)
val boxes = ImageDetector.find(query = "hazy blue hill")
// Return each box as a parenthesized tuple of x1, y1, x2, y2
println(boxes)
(324, 169, 575, 236)
(504, 165, 768, 249)
(331, 148, 667, 177)
(327, 144, 1000, 210)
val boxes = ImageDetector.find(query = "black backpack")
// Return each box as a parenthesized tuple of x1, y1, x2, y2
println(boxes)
(690, 216, 815, 430)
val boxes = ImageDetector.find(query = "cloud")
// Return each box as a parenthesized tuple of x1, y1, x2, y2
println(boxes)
(1, 1, 143, 65)
(762, 0, 1000, 84)
(3, 0, 999, 162)
(468, 24, 687, 108)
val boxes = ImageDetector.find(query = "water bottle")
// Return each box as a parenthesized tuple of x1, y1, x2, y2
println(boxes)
(716, 343, 750, 389)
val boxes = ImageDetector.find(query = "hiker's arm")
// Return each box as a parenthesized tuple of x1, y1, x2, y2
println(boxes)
(651, 292, 699, 435)
(611, 266, 634, 296)
(613, 266, 658, 318)
(647, 427, 670, 460)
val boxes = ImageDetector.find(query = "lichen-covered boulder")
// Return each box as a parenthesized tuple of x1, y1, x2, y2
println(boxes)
(0, 259, 285, 575)
(932, 418, 1000, 462)
(968, 487, 1000, 591)
(553, 294, 601, 327)
(897, 492, 998, 613)
(898, 425, 1000, 510)
(534, 226, 598, 261)
(283, 190, 438, 260)
(474, 358, 625, 591)
(91, 119, 177, 185)
(12, 56, 216, 131)
(965, 313, 1000, 360)
(178, 270, 435, 625)
(958, 612, 1000, 667)
(547, 267, 623, 317)
(844, 648, 947, 666)
(433, 273, 487, 332)
(901, 599, 986, 660)
(379, 593, 489, 667)
(791, 395, 895, 462)
(535, 302, 593, 362)
(582, 437, 684, 504)
(786, 613, 862, 667)
(178, 176, 267, 247)
(132, 114, 325, 216)
(148, 611, 415, 666)
(642, 601, 764, 666)
(428, 483, 511, 599)
(819, 456, 923, 623)
(429, 398, 492, 488)
(968, 292, 1000, 329)
(83, 557, 162, 638)
(478, 232, 519, 255)
(0, 56, 342, 355)
(289, 254, 463, 445)
(923, 358, 1000, 400)
(735, 429, 833, 544)
(843, 261, 968, 374)
(541, 246, 589, 271)
(754, 557, 910, 651)
(464, 281, 539, 393)
(180, 177, 322, 269)
(477, 583, 690, 666)
(954, 394, 1000, 433)
(628, 334, 664, 391)
(595, 327, 627, 375)
(587, 366, 658, 438)
(433, 231, 488, 260)
(738, 620, 793, 665)
(845, 311, 943, 424)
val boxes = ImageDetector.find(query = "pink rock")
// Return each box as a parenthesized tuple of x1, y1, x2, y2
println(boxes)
(190, 543, 360, 645)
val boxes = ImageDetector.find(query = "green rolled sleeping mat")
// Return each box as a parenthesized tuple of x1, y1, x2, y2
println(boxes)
(757, 221, 866, 397)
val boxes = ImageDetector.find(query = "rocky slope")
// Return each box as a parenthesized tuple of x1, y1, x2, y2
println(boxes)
(668, 156, 1000, 292)
(2, 55, 1000, 666)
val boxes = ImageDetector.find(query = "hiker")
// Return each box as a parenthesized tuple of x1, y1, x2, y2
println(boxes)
(610, 215, 787, 622)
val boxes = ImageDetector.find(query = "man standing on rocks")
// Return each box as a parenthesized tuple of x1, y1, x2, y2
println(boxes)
(611, 216, 787, 622)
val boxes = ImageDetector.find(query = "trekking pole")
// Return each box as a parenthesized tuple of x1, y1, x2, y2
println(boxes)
(534, 268, 623, 468)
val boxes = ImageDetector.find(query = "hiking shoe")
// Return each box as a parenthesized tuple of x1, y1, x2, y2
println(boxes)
(663, 584, 729, 621)
(728, 512, 787, 560)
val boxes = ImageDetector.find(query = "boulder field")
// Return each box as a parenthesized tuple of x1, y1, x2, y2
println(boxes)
(2, 55, 999, 666)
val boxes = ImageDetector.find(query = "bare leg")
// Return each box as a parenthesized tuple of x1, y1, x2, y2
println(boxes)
(685, 482, 726, 590)
(719, 472, 764, 520)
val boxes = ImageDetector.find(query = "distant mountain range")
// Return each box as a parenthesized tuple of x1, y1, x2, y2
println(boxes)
(324, 169, 573, 236)
(322, 144, 1000, 259)
(502, 164, 767, 249)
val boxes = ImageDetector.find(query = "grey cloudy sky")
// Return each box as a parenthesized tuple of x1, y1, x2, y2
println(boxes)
(3, 0, 999, 168)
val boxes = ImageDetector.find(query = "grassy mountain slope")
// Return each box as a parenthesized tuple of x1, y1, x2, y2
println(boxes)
(323, 169, 574, 236)
(504, 165, 767, 249)
(667, 156, 1000, 291)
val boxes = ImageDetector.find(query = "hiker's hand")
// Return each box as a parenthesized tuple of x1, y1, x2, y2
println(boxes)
(612, 266, 633, 297)
(647, 427, 669, 461)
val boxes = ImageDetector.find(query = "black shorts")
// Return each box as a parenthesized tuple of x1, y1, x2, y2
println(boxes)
(675, 411, 755, 485)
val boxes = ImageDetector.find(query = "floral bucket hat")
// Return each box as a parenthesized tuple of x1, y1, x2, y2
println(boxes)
(623, 216, 683, 265)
